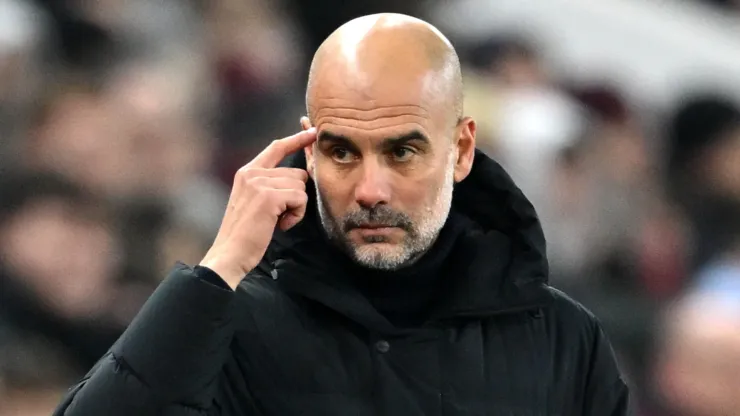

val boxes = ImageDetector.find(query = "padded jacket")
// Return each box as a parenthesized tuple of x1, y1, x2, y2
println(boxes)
(54, 150, 629, 416)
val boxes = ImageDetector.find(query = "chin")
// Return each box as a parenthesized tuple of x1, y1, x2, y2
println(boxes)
(351, 244, 411, 271)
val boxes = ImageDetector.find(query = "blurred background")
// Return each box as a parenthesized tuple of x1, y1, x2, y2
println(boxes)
(0, 0, 739, 414)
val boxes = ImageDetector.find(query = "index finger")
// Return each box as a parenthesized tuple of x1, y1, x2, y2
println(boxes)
(250, 128, 317, 168)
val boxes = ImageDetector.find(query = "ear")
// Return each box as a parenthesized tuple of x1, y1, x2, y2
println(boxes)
(453, 117, 476, 183)
(300, 116, 315, 178)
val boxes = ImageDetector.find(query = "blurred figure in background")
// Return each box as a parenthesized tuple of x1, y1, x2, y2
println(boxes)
(463, 35, 586, 217)
(0, 173, 125, 374)
(652, 202, 740, 415)
(654, 288, 740, 415)
(666, 94, 740, 274)
(0, 0, 47, 173)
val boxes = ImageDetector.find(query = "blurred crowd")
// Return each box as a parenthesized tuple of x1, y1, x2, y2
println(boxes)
(0, 0, 738, 415)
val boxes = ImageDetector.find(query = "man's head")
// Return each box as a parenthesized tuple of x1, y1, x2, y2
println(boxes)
(302, 14, 476, 270)
(0, 173, 118, 319)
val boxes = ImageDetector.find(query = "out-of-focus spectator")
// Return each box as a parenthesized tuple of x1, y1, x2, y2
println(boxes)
(70, 0, 202, 52)
(0, 0, 47, 171)
(23, 64, 227, 235)
(463, 35, 586, 216)
(103, 59, 227, 233)
(653, 289, 740, 415)
(206, 0, 304, 98)
(666, 94, 740, 273)
(0, 173, 125, 376)
(546, 84, 645, 282)
(202, 0, 310, 185)
(0, 334, 77, 416)
(23, 82, 134, 197)
(536, 83, 686, 401)
(652, 213, 740, 415)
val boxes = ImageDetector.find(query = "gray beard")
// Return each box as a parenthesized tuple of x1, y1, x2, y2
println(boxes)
(312, 149, 456, 270)
(314, 177, 454, 270)
(315, 191, 428, 270)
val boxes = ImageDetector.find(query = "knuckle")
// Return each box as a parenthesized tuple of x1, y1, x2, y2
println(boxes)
(246, 177, 266, 193)
(261, 186, 277, 200)
(256, 188, 274, 207)
(253, 180, 268, 193)
(236, 166, 254, 179)
(267, 193, 283, 211)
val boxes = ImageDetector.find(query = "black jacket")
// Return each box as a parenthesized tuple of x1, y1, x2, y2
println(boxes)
(54, 150, 629, 415)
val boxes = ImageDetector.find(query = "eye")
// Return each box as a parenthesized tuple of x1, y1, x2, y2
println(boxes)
(330, 146, 356, 163)
(391, 146, 416, 162)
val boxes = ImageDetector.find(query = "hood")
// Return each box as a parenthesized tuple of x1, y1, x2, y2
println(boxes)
(257, 149, 552, 328)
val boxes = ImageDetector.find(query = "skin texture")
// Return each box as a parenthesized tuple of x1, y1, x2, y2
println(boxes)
(302, 13, 477, 270)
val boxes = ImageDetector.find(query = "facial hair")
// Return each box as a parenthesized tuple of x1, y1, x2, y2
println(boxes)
(315, 150, 456, 270)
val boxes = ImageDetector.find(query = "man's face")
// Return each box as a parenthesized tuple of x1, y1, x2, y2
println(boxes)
(306, 70, 461, 270)
(304, 26, 478, 270)
(0, 198, 117, 318)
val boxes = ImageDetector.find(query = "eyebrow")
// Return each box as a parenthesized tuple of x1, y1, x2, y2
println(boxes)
(383, 131, 431, 149)
(317, 130, 431, 150)
(317, 131, 360, 153)
(317, 131, 352, 145)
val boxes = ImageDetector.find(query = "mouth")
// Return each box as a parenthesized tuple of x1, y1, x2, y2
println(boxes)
(349, 224, 400, 239)
(355, 223, 396, 230)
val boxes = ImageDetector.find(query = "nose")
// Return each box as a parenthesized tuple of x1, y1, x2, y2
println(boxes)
(354, 159, 391, 209)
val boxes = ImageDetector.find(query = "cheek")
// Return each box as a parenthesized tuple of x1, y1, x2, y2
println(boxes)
(315, 168, 354, 215)
(393, 175, 443, 213)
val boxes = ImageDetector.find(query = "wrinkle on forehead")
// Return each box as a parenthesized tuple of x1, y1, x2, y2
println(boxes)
(312, 104, 431, 121)
(310, 99, 435, 134)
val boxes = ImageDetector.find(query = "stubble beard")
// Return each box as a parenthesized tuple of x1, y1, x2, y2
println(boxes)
(315, 152, 456, 271)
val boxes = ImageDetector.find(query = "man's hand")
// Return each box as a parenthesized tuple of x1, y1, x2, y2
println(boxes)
(200, 128, 317, 289)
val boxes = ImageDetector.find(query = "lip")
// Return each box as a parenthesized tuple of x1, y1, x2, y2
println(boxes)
(351, 226, 398, 236)
(355, 224, 394, 230)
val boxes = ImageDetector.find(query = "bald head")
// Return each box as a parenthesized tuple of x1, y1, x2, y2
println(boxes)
(306, 13, 463, 126)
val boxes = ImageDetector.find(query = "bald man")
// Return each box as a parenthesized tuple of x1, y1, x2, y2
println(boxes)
(55, 14, 628, 416)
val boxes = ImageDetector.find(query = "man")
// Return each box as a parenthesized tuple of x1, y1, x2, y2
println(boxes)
(0, 173, 124, 376)
(54, 14, 629, 415)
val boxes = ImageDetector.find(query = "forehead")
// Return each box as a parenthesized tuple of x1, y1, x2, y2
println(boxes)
(308, 64, 450, 141)
(312, 98, 430, 133)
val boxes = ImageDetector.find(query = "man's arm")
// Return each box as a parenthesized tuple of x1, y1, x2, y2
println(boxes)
(53, 264, 235, 416)
(581, 321, 631, 416)
(53, 128, 317, 415)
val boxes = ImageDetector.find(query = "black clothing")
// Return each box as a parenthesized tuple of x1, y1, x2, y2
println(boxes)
(331, 210, 470, 328)
(54, 150, 629, 415)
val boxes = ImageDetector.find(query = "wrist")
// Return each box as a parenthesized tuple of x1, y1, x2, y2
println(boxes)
(198, 256, 248, 290)
(194, 265, 233, 291)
